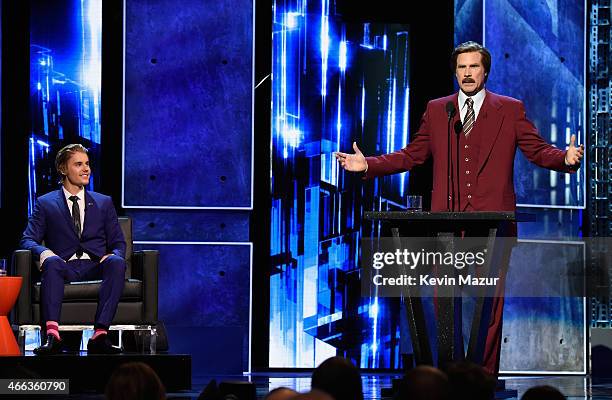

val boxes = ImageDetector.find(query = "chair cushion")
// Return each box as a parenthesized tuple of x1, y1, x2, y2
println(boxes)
(32, 279, 142, 302)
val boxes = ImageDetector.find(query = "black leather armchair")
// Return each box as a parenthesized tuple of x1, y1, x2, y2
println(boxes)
(12, 217, 159, 328)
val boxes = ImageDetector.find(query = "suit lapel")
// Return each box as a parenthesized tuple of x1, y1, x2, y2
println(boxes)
(477, 91, 504, 174)
(55, 189, 78, 238)
(83, 191, 96, 237)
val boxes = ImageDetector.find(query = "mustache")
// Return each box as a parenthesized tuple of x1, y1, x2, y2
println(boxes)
(462, 78, 475, 83)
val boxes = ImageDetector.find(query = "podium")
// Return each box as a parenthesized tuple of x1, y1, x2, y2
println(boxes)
(364, 211, 516, 369)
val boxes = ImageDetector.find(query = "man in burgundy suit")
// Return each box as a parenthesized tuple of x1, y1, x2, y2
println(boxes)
(335, 41, 584, 374)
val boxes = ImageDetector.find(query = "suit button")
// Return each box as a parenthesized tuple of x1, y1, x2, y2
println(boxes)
(464, 145, 469, 149)
(467, 183, 471, 187)
(465, 170, 470, 175)
(467, 194, 472, 199)
(465, 158, 469, 162)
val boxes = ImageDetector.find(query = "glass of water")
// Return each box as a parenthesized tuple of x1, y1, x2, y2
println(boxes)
(406, 195, 423, 211)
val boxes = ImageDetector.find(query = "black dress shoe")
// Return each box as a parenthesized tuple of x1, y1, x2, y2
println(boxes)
(87, 334, 122, 354)
(33, 335, 64, 355)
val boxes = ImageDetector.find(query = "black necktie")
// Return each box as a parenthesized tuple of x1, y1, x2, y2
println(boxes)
(69, 196, 83, 258)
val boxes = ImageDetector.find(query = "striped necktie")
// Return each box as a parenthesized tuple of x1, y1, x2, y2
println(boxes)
(463, 97, 475, 136)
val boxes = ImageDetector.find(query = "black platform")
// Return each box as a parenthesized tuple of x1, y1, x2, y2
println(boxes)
(0, 353, 191, 393)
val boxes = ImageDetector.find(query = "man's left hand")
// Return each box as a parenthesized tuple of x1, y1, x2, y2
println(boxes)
(565, 134, 584, 166)
(100, 254, 113, 264)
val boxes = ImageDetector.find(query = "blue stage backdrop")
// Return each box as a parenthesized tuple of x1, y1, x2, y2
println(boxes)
(269, 0, 412, 368)
(123, 0, 253, 373)
(455, 0, 586, 373)
(28, 0, 102, 212)
(455, 0, 586, 209)
(123, 0, 253, 209)
(269, 0, 587, 371)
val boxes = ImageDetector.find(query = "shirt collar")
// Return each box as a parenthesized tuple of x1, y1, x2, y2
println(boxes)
(62, 186, 84, 202)
(458, 88, 486, 110)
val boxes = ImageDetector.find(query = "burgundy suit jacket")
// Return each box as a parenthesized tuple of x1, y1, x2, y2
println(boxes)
(365, 90, 573, 212)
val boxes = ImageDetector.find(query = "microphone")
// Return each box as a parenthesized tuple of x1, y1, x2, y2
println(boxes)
(445, 102, 456, 119)
(454, 120, 463, 136)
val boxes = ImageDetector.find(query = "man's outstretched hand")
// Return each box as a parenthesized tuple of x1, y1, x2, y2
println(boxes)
(335, 142, 368, 172)
(565, 134, 584, 166)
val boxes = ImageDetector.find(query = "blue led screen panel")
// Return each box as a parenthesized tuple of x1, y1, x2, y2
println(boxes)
(29, 0, 102, 213)
(269, 0, 412, 368)
(484, 0, 586, 208)
(123, 0, 253, 208)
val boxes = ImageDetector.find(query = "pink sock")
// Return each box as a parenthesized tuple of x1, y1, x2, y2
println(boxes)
(91, 329, 107, 340)
(46, 321, 60, 340)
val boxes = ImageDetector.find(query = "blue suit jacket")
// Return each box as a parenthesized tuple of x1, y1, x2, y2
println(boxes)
(20, 189, 126, 260)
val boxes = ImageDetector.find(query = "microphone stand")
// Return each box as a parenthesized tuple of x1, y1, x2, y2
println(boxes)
(447, 114, 453, 212)
(455, 121, 462, 212)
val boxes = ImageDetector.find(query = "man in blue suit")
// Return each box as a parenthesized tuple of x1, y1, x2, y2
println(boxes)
(21, 144, 127, 355)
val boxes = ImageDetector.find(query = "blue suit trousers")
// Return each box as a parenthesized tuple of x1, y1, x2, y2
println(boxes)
(40, 255, 126, 329)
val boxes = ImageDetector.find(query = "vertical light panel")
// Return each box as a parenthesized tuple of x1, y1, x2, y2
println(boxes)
(28, 0, 102, 210)
(269, 0, 411, 368)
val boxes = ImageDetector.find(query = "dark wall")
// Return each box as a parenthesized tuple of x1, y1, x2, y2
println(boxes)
(0, 0, 30, 260)
(100, 0, 124, 207)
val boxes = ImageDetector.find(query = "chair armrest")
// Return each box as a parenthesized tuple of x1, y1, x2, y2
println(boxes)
(12, 250, 33, 325)
(132, 250, 159, 323)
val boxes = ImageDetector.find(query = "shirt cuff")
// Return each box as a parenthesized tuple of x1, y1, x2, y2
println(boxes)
(39, 250, 56, 269)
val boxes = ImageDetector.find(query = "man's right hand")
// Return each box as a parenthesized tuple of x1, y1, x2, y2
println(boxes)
(334, 142, 368, 172)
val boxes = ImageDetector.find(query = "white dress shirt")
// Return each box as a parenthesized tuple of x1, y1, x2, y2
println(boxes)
(458, 88, 486, 124)
(40, 187, 90, 267)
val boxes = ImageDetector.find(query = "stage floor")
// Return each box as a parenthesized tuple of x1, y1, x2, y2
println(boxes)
(13, 373, 612, 399)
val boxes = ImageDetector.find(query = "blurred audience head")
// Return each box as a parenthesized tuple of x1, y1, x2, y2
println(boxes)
(311, 356, 364, 400)
(264, 387, 299, 400)
(105, 362, 165, 400)
(394, 366, 449, 400)
(444, 361, 495, 400)
(521, 385, 565, 400)
(290, 390, 334, 400)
